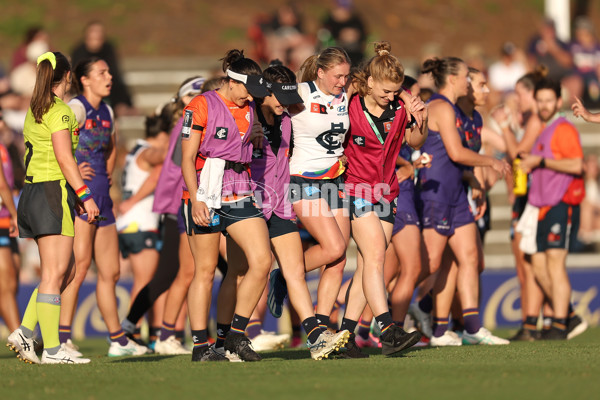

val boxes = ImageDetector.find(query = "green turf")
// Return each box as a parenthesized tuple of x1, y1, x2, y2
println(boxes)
(2, 328, 599, 400)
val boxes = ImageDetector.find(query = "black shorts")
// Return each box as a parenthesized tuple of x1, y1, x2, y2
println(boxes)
(536, 202, 580, 252)
(17, 180, 77, 238)
(118, 231, 161, 258)
(182, 197, 264, 235)
(266, 214, 297, 239)
(348, 195, 396, 224)
(289, 175, 346, 210)
(0, 229, 19, 254)
(510, 194, 528, 239)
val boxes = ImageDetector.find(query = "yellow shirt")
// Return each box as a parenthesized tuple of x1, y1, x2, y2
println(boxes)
(23, 97, 79, 183)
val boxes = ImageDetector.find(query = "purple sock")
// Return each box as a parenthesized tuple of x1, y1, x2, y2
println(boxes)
(59, 325, 71, 344)
(245, 319, 262, 339)
(357, 318, 371, 340)
(160, 321, 176, 341)
(418, 293, 433, 314)
(110, 329, 129, 346)
(462, 308, 482, 334)
(433, 317, 449, 338)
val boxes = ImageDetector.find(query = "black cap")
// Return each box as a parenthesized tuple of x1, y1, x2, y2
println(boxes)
(265, 81, 303, 106)
(226, 69, 270, 98)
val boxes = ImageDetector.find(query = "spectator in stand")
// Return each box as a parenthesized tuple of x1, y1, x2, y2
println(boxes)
(321, 0, 367, 67)
(568, 17, 600, 107)
(10, 27, 50, 72)
(10, 39, 50, 98)
(527, 18, 573, 83)
(488, 42, 528, 108)
(261, 3, 314, 71)
(71, 21, 137, 116)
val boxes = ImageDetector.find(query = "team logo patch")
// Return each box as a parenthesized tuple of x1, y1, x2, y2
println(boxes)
(310, 103, 328, 114)
(181, 109, 193, 139)
(252, 148, 263, 159)
(102, 120, 111, 128)
(62, 115, 70, 123)
(304, 186, 321, 196)
(73, 128, 80, 136)
(353, 198, 373, 209)
(209, 214, 220, 226)
(316, 122, 345, 154)
(85, 119, 96, 129)
(215, 127, 228, 140)
(353, 135, 365, 147)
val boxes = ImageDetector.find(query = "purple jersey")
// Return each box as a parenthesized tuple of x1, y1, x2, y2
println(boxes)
(417, 93, 467, 206)
(251, 109, 295, 221)
(73, 95, 113, 195)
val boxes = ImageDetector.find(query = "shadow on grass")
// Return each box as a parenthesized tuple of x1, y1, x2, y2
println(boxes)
(110, 355, 177, 363)
(257, 348, 311, 361)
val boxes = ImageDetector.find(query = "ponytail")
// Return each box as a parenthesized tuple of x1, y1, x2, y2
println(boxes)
(30, 51, 71, 123)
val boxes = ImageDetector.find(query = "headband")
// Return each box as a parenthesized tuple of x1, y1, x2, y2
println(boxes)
(37, 52, 56, 70)
(226, 69, 249, 83)
(178, 77, 205, 98)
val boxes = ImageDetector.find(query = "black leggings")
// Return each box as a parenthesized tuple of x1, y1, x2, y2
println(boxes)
(126, 214, 228, 324)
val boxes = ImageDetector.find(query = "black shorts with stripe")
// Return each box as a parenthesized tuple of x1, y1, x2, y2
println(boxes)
(17, 180, 77, 238)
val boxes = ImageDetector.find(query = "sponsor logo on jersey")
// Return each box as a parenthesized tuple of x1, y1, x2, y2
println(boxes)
(310, 103, 328, 114)
(73, 128, 80, 136)
(215, 127, 228, 140)
(102, 120, 111, 128)
(353, 135, 365, 147)
(337, 105, 347, 113)
(62, 115, 70, 123)
(252, 148, 263, 159)
(316, 122, 345, 154)
(85, 119, 96, 130)
(181, 110, 193, 139)
(384, 121, 392, 133)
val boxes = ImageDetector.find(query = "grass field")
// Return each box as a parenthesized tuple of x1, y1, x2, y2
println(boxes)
(2, 328, 599, 400)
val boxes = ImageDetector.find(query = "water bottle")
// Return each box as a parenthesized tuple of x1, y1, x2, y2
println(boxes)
(513, 157, 527, 196)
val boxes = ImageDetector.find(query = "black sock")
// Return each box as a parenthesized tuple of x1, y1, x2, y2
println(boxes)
(340, 318, 358, 333)
(568, 304, 576, 319)
(302, 317, 323, 344)
(133, 327, 142, 339)
(175, 330, 185, 343)
(149, 326, 161, 342)
(231, 314, 250, 335)
(216, 323, 230, 348)
(292, 324, 302, 338)
(191, 329, 208, 351)
(375, 312, 394, 336)
(524, 316, 538, 331)
(418, 293, 433, 314)
(315, 314, 330, 329)
(552, 318, 567, 332)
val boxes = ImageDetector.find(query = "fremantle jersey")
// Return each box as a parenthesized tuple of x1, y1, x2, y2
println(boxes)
(456, 107, 482, 154)
(289, 81, 349, 175)
(69, 96, 114, 194)
(418, 93, 467, 206)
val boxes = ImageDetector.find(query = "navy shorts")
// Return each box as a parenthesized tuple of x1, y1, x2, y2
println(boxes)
(118, 231, 161, 258)
(289, 175, 346, 210)
(348, 195, 396, 224)
(182, 197, 264, 235)
(266, 214, 297, 239)
(536, 202, 580, 252)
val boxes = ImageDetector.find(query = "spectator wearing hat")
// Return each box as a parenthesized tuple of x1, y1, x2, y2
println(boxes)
(527, 18, 573, 83)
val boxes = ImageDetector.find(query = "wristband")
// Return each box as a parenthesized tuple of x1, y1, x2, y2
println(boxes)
(539, 158, 546, 169)
(76, 185, 93, 202)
